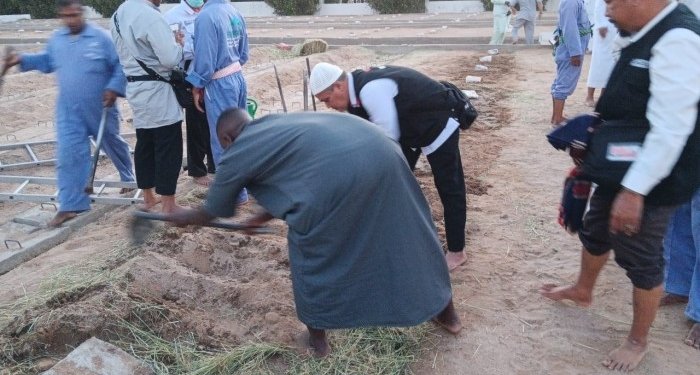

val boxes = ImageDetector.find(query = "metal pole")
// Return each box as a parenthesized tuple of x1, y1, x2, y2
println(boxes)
(306, 57, 317, 111)
(273, 64, 287, 113)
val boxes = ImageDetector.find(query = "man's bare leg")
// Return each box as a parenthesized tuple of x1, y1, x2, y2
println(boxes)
(433, 298, 463, 334)
(47, 211, 79, 227)
(445, 250, 468, 271)
(306, 325, 330, 357)
(603, 285, 662, 371)
(540, 249, 610, 307)
(139, 188, 161, 211)
(552, 98, 567, 126)
(193, 175, 212, 187)
(160, 195, 184, 214)
(659, 293, 689, 306)
(685, 322, 700, 349)
(585, 88, 596, 107)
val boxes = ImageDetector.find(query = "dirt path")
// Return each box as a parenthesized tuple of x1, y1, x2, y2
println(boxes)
(413, 49, 699, 375)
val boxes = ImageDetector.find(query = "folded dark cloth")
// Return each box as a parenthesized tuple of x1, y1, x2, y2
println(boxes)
(547, 114, 601, 151)
(559, 166, 592, 234)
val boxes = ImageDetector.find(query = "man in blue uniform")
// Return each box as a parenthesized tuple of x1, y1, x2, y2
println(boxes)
(186, 0, 249, 203)
(4, 0, 134, 227)
(550, 0, 591, 125)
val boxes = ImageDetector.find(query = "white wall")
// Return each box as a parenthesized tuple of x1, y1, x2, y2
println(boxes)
(426, 1, 484, 13)
(0, 14, 31, 23)
(317, 3, 375, 16)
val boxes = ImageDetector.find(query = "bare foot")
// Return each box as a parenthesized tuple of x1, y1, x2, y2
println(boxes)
(445, 251, 467, 271)
(120, 187, 136, 195)
(585, 98, 596, 107)
(47, 211, 78, 228)
(539, 283, 592, 307)
(433, 299, 462, 335)
(659, 293, 689, 306)
(193, 175, 212, 187)
(602, 337, 648, 372)
(140, 190, 162, 212)
(685, 322, 700, 349)
(137, 197, 161, 212)
(306, 326, 331, 357)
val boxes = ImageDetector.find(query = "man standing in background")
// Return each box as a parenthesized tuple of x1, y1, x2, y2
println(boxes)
(186, 0, 249, 204)
(510, 0, 543, 45)
(550, 0, 591, 125)
(112, 0, 184, 213)
(489, 0, 513, 45)
(165, 0, 216, 186)
(584, 0, 618, 107)
(4, 0, 134, 227)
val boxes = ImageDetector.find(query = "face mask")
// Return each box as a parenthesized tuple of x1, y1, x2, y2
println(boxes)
(186, 0, 205, 8)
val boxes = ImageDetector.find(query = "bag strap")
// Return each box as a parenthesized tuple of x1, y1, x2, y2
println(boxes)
(113, 11, 169, 84)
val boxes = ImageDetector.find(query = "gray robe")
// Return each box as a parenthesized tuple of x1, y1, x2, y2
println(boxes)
(205, 112, 452, 329)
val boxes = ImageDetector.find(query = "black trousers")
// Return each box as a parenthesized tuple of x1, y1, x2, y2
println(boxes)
(402, 129, 467, 252)
(134, 122, 183, 196)
(185, 107, 215, 177)
(579, 188, 677, 290)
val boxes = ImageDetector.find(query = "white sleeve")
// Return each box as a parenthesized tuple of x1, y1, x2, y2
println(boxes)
(594, 0, 613, 30)
(621, 29, 700, 195)
(358, 78, 401, 142)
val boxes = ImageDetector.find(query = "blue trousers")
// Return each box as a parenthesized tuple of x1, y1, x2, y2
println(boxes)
(664, 189, 700, 322)
(56, 107, 134, 212)
(203, 71, 247, 166)
(204, 71, 248, 203)
(551, 57, 583, 100)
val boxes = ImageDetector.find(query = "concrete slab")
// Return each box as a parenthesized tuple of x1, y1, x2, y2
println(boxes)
(0, 204, 114, 275)
(42, 337, 153, 375)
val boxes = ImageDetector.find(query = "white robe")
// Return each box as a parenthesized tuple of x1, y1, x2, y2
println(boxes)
(586, 0, 617, 88)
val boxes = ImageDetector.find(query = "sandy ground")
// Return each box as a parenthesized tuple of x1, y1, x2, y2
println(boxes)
(0, 12, 699, 375)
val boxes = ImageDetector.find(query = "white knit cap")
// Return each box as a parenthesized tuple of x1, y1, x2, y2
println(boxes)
(310, 62, 343, 95)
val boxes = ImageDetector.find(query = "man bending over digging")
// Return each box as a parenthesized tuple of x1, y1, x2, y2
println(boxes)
(163, 109, 462, 356)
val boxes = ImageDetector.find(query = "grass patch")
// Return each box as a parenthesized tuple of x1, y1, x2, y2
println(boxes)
(0, 240, 137, 328)
(113, 318, 430, 375)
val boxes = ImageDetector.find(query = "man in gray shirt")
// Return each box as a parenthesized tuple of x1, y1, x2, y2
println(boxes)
(510, 0, 543, 44)
(112, 0, 184, 213)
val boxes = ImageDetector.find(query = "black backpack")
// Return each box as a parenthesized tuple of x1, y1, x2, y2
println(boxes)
(440, 80, 478, 130)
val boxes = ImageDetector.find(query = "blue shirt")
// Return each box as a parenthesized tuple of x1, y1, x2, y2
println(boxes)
(21, 22, 126, 109)
(187, 0, 249, 88)
(557, 0, 592, 59)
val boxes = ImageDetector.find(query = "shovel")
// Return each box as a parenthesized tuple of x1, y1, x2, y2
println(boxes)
(85, 108, 108, 194)
(130, 210, 274, 246)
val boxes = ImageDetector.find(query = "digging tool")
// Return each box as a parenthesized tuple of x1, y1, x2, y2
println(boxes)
(305, 57, 317, 111)
(0, 46, 16, 96)
(303, 71, 309, 111)
(85, 108, 108, 194)
(130, 210, 274, 246)
(273, 64, 287, 113)
(306, 57, 316, 112)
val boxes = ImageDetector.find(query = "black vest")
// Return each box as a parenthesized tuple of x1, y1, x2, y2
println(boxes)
(594, 4, 700, 206)
(348, 66, 461, 148)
